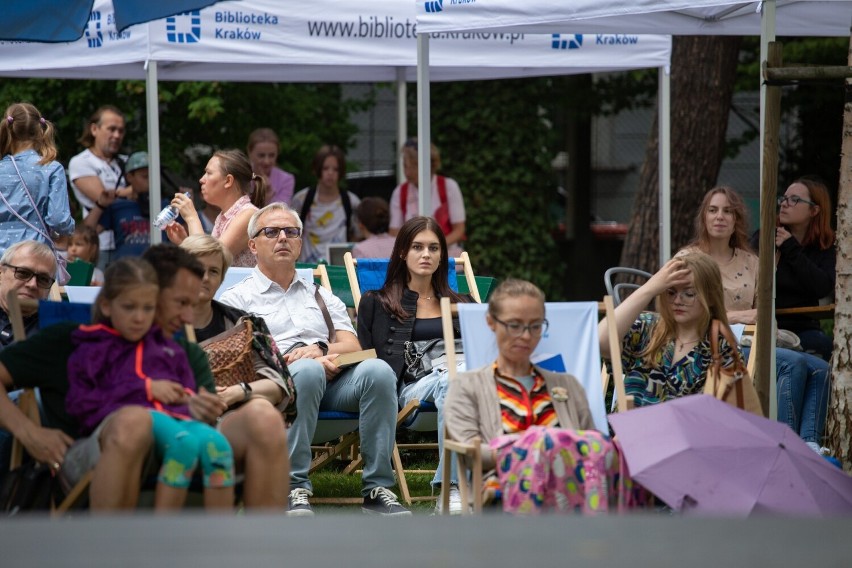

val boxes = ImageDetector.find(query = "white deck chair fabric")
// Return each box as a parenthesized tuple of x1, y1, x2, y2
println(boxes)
(63, 285, 101, 304)
(456, 301, 607, 431)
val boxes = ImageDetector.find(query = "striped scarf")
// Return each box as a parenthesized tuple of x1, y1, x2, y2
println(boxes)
(494, 362, 558, 434)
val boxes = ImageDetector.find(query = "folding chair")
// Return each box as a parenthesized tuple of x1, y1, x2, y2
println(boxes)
(343, 251, 479, 479)
(438, 296, 616, 514)
(344, 251, 481, 314)
(6, 292, 93, 516)
(603, 267, 652, 307)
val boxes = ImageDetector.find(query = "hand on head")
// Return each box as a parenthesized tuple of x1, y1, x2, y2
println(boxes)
(649, 258, 692, 294)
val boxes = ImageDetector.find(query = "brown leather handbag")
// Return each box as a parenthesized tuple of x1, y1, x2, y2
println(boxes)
(200, 318, 256, 388)
(703, 319, 764, 416)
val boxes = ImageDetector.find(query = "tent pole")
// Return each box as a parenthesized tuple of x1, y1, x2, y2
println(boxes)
(758, 0, 778, 420)
(146, 60, 162, 245)
(396, 68, 407, 185)
(658, 65, 671, 266)
(416, 33, 432, 216)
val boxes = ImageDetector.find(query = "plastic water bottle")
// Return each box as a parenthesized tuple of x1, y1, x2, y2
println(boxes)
(153, 192, 190, 230)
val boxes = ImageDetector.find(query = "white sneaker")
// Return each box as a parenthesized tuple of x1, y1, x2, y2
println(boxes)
(434, 486, 464, 515)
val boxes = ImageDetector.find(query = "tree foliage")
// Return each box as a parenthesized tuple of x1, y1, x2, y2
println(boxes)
(0, 79, 372, 188)
(422, 78, 565, 298)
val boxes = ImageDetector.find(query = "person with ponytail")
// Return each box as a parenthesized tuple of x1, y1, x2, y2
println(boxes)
(166, 149, 267, 267)
(0, 102, 74, 269)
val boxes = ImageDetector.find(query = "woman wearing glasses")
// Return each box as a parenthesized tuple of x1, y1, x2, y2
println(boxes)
(357, 216, 471, 513)
(444, 280, 624, 515)
(681, 186, 829, 453)
(166, 150, 268, 267)
(750, 178, 836, 361)
(599, 252, 741, 407)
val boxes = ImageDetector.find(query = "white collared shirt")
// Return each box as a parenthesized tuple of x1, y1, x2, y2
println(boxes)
(219, 267, 354, 352)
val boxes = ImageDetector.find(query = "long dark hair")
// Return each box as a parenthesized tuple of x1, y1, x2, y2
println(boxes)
(374, 216, 468, 321)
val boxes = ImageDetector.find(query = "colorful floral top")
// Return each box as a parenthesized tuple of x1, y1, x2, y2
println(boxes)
(494, 363, 559, 433)
(213, 195, 257, 268)
(621, 312, 740, 407)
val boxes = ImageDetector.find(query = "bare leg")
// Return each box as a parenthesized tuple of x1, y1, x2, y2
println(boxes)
(154, 483, 189, 512)
(219, 399, 288, 510)
(90, 407, 153, 511)
(204, 486, 236, 511)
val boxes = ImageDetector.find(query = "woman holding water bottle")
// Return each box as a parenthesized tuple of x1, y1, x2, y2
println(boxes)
(166, 150, 268, 267)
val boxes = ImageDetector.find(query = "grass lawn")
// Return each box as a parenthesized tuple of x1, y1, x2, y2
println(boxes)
(311, 432, 440, 515)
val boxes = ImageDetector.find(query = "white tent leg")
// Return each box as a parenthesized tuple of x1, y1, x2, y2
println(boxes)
(396, 67, 407, 185)
(146, 60, 162, 245)
(416, 33, 432, 216)
(658, 65, 671, 266)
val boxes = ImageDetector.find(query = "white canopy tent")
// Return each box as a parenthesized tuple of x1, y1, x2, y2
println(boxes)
(415, 0, 852, 418)
(0, 0, 670, 246)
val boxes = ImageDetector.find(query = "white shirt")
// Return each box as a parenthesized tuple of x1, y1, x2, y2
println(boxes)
(68, 149, 128, 253)
(219, 267, 354, 353)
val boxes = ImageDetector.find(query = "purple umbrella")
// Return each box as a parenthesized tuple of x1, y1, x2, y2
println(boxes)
(608, 394, 852, 517)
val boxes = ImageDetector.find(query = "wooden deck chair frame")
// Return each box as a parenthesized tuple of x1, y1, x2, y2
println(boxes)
(6, 292, 93, 516)
(599, 296, 633, 413)
(306, 265, 421, 505)
(344, 250, 481, 314)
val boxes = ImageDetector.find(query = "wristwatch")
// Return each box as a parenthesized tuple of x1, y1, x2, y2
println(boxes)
(315, 341, 329, 356)
(239, 382, 252, 401)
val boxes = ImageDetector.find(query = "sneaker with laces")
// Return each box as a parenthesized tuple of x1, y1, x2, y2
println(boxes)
(287, 488, 314, 516)
(361, 487, 412, 516)
(434, 486, 464, 515)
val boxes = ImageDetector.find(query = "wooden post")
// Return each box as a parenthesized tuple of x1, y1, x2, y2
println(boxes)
(754, 41, 784, 417)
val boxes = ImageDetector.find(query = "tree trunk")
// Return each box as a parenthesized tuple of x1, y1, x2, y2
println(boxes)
(619, 36, 742, 272)
(826, 33, 852, 471)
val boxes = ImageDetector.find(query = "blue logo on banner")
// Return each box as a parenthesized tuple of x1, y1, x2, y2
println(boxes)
(551, 33, 582, 49)
(86, 11, 103, 48)
(167, 11, 202, 43)
(425, 0, 443, 13)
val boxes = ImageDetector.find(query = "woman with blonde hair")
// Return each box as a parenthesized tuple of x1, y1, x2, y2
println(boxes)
(167, 149, 268, 267)
(599, 252, 742, 407)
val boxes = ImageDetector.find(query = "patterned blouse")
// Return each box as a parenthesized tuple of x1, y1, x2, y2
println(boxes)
(213, 195, 257, 268)
(621, 312, 741, 407)
(494, 363, 559, 433)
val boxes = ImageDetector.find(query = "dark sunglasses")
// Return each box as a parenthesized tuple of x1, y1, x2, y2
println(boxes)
(2, 263, 54, 289)
(253, 226, 302, 239)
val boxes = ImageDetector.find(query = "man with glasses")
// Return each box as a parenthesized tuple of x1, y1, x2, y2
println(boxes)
(220, 203, 410, 517)
(0, 241, 55, 348)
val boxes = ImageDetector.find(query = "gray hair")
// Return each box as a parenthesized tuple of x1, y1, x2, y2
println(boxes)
(247, 202, 303, 239)
(0, 240, 55, 267)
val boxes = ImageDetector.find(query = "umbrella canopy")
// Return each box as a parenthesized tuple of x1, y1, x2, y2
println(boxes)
(608, 394, 852, 517)
(0, 0, 223, 42)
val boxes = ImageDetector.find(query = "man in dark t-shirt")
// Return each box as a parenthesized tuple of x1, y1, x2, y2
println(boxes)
(0, 245, 224, 511)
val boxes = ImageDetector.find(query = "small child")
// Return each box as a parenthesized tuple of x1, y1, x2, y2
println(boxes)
(66, 258, 235, 511)
(67, 225, 105, 285)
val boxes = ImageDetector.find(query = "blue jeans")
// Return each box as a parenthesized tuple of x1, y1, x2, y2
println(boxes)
(398, 360, 465, 488)
(775, 348, 830, 443)
(746, 347, 830, 444)
(287, 358, 398, 496)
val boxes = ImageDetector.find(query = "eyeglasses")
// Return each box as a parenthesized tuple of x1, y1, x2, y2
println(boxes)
(777, 195, 815, 207)
(492, 316, 549, 337)
(2, 263, 54, 290)
(253, 226, 302, 239)
(665, 288, 697, 306)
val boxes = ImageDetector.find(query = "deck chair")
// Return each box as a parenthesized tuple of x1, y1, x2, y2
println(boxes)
(604, 267, 652, 307)
(344, 251, 481, 313)
(438, 297, 620, 514)
(65, 260, 95, 286)
(6, 292, 93, 516)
